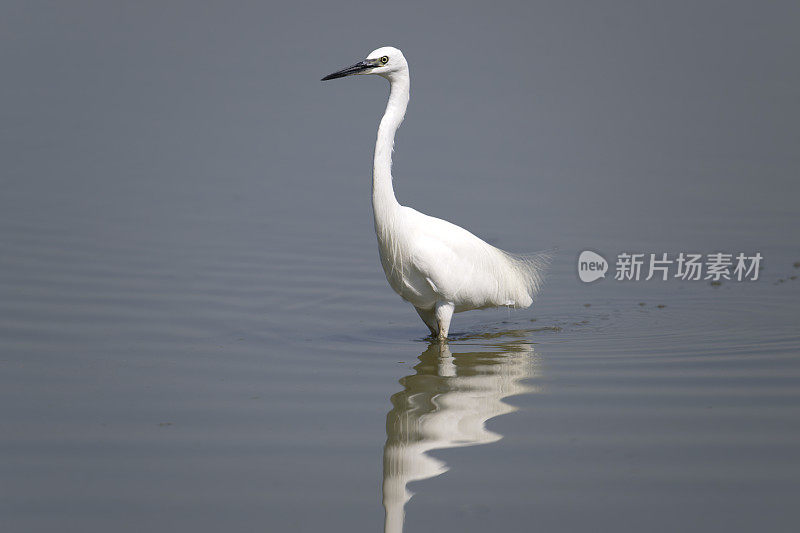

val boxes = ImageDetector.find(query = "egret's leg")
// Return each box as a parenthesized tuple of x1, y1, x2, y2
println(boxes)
(434, 301, 455, 339)
(414, 306, 438, 336)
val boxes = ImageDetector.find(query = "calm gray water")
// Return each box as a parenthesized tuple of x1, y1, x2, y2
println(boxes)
(2, 2, 800, 532)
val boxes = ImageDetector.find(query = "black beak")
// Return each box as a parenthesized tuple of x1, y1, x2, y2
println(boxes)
(321, 60, 374, 81)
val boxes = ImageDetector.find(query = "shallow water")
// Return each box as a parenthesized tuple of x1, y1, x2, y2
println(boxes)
(2, 207, 799, 532)
(2, 2, 800, 532)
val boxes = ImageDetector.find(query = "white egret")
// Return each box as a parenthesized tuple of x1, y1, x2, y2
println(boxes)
(322, 46, 549, 339)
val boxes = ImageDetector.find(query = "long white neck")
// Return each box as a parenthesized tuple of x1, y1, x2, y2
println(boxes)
(373, 70, 409, 225)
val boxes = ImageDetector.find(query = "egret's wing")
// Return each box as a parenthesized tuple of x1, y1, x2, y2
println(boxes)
(403, 208, 497, 301)
(402, 207, 546, 309)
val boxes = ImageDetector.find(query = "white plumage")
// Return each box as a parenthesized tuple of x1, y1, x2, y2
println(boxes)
(322, 46, 548, 338)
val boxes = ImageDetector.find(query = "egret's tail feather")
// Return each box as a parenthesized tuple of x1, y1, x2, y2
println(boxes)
(502, 248, 554, 305)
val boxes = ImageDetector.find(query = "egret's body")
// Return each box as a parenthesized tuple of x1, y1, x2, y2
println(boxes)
(323, 47, 547, 339)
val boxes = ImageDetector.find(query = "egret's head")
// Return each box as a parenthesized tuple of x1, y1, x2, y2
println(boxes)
(321, 47, 407, 81)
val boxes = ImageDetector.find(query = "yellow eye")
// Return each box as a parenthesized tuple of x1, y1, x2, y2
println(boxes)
(380, 56, 389, 64)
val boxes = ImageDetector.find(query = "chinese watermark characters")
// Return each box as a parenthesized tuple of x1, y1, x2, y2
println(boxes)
(578, 251, 762, 283)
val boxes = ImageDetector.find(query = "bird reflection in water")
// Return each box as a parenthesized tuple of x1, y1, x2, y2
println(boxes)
(382, 334, 540, 533)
